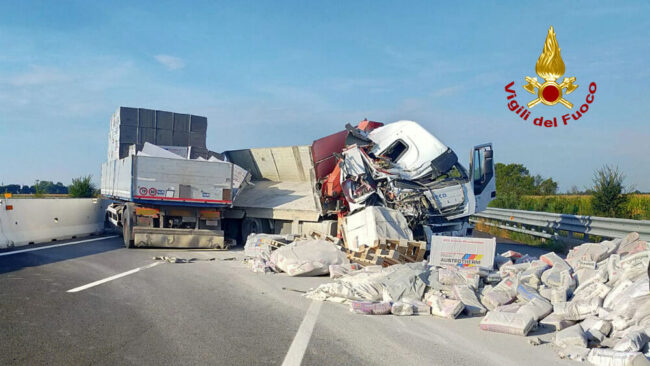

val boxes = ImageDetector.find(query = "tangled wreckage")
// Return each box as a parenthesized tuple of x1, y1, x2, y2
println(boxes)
(225, 118, 496, 248)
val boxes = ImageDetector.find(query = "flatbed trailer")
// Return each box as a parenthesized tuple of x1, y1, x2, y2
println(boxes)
(101, 154, 235, 248)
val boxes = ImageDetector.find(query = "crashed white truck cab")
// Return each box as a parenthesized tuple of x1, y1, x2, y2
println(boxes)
(225, 120, 495, 245)
(360, 120, 496, 238)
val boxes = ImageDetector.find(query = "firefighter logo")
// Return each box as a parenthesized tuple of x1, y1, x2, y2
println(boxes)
(523, 26, 578, 109)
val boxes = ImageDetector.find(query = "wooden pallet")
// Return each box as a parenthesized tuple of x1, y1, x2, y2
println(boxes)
(305, 230, 342, 246)
(346, 238, 427, 267)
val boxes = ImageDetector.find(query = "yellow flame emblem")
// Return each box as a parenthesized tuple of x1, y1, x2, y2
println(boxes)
(523, 26, 578, 109)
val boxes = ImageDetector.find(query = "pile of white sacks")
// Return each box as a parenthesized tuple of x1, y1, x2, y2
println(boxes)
(304, 232, 650, 366)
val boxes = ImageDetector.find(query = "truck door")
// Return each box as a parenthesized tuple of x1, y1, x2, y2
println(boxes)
(470, 143, 496, 212)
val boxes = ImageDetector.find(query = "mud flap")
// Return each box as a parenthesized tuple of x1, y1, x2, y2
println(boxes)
(133, 227, 227, 249)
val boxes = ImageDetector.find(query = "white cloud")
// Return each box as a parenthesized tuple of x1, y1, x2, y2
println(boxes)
(154, 54, 185, 70)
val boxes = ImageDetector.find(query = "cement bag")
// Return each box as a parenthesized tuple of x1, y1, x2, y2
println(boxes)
(604, 279, 635, 310)
(614, 330, 650, 352)
(553, 297, 602, 321)
(582, 316, 613, 337)
(438, 267, 480, 289)
(427, 294, 464, 319)
(305, 268, 387, 302)
(329, 263, 362, 279)
(541, 251, 571, 271)
(244, 233, 295, 258)
(519, 261, 549, 288)
(380, 262, 429, 303)
(479, 311, 536, 336)
(453, 285, 486, 316)
(350, 301, 391, 315)
(494, 255, 512, 270)
(539, 286, 568, 304)
(554, 324, 588, 348)
(391, 300, 430, 316)
(494, 302, 523, 313)
(566, 242, 613, 268)
(517, 297, 552, 321)
(517, 283, 547, 303)
(587, 348, 649, 366)
(270, 239, 348, 276)
(482, 277, 518, 310)
(540, 313, 576, 331)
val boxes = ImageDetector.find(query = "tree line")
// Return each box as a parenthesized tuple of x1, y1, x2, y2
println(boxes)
(1, 176, 97, 198)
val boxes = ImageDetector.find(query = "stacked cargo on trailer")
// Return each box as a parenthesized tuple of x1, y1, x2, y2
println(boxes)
(101, 107, 244, 249)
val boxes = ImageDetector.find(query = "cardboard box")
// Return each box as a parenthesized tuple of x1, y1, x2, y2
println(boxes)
(118, 107, 138, 126)
(189, 131, 206, 148)
(156, 129, 173, 145)
(173, 113, 190, 131)
(138, 127, 156, 145)
(156, 110, 173, 130)
(429, 235, 496, 269)
(172, 130, 189, 145)
(190, 115, 207, 132)
(138, 108, 155, 127)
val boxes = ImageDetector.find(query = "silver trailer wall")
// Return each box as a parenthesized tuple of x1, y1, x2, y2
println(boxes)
(107, 107, 208, 161)
(101, 155, 234, 205)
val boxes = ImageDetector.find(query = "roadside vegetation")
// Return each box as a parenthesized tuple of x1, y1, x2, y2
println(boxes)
(489, 163, 649, 220)
(2, 176, 98, 198)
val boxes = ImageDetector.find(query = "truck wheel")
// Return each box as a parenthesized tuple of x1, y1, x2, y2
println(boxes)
(122, 206, 134, 248)
(241, 217, 271, 242)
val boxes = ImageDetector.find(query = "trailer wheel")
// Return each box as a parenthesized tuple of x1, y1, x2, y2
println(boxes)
(241, 217, 271, 242)
(122, 205, 134, 248)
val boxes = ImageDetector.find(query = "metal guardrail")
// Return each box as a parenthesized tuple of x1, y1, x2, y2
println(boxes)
(471, 207, 650, 244)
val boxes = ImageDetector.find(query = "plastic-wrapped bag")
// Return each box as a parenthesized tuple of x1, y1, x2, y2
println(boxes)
(540, 313, 575, 331)
(453, 284, 486, 316)
(270, 239, 348, 276)
(427, 294, 464, 319)
(329, 263, 362, 279)
(613, 330, 650, 352)
(479, 311, 536, 336)
(587, 348, 648, 366)
(482, 277, 518, 310)
(555, 324, 587, 348)
(350, 301, 392, 315)
(391, 300, 430, 316)
(553, 297, 602, 321)
(517, 297, 552, 321)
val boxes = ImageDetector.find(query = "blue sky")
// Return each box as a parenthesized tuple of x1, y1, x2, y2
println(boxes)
(0, 1, 648, 191)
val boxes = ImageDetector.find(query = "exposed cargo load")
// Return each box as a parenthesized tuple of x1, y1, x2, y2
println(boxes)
(101, 107, 247, 249)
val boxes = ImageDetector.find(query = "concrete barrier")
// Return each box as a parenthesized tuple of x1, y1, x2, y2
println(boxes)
(0, 198, 108, 249)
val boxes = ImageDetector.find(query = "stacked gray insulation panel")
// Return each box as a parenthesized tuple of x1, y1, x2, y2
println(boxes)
(107, 107, 208, 161)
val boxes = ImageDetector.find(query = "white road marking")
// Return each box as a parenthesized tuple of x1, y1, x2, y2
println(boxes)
(67, 262, 162, 293)
(281, 300, 323, 366)
(0, 236, 118, 257)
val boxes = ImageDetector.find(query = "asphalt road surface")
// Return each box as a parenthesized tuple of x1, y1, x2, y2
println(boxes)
(0, 235, 574, 365)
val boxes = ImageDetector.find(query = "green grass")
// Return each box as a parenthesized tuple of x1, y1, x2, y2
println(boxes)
(489, 194, 650, 220)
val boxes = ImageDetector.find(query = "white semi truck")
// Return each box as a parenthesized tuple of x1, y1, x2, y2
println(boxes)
(224, 119, 496, 245)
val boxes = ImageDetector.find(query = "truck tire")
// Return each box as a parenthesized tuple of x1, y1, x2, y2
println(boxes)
(241, 217, 271, 242)
(122, 205, 134, 248)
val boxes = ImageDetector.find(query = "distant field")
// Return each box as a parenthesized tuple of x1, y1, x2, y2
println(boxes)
(7, 194, 71, 198)
(489, 194, 650, 220)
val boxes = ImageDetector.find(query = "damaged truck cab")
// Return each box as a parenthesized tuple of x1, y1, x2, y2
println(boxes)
(335, 120, 495, 239)
(225, 119, 495, 247)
